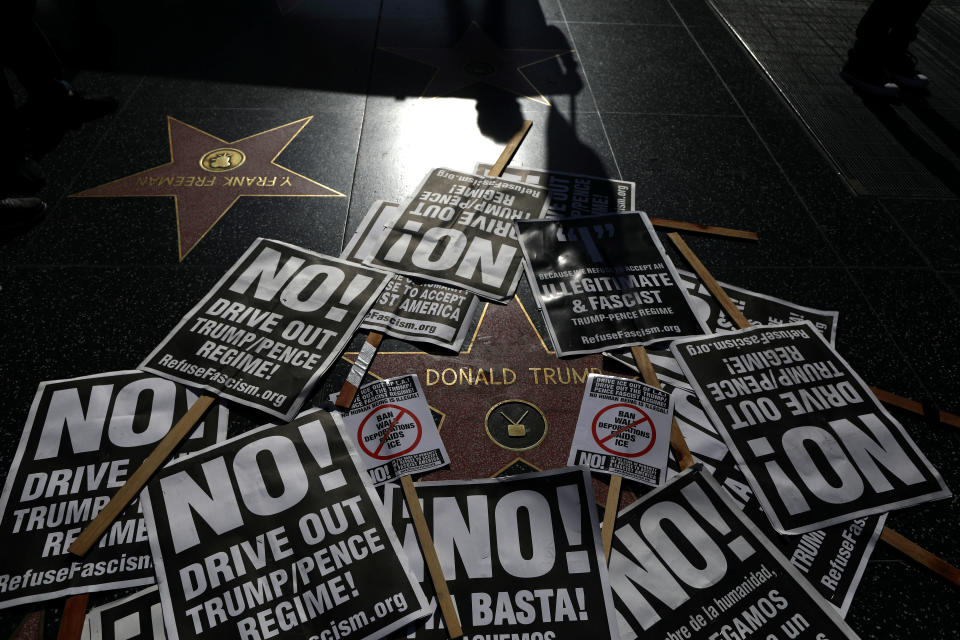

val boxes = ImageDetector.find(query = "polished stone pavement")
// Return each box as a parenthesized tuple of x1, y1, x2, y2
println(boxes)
(1, 0, 958, 637)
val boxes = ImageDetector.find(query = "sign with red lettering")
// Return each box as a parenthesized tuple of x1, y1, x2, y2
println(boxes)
(567, 374, 672, 487)
(336, 375, 450, 485)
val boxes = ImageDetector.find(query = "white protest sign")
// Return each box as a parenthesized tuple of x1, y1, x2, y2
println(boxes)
(141, 237, 391, 420)
(382, 468, 621, 639)
(139, 408, 428, 640)
(670, 322, 950, 534)
(335, 375, 450, 485)
(342, 202, 480, 351)
(568, 374, 672, 487)
(0, 371, 228, 610)
(610, 466, 860, 640)
(362, 168, 550, 301)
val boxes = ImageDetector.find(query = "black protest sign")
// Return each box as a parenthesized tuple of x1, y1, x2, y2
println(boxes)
(139, 409, 428, 640)
(342, 201, 480, 351)
(677, 270, 839, 345)
(667, 386, 884, 615)
(670, 322, 950, 534)
(473, 164, 635, 218)
(81, 586, 165, 640)
(609, 466, 859, 640)
(383, 468, 620, 640)
(516, 212, 707, 357)
(362, 168, 550, 301)
(0, 371, 228, 609)
(141, 238, 391, 420)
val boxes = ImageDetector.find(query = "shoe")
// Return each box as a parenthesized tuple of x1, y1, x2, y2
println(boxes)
(885, 50, 929, 91)
(0, 196, 47, 230)
(841, 58, 899, 98)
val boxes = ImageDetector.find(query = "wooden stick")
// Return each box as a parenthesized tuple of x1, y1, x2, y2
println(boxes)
(335, 331, 383, 409)
(650, 218, 758, 241)
(870, 386, 960, 429)
(68, 395, 215, 556)
(666, 231, 960, 586)
(667, 232, 751, 328)
(631, 346, 695, 470)
(880, 527, 960, 586)
(56, 594, 88, 640)
(488, 120, 533, 178)
(401, 475, 463, 638)
(601, 474, 622, 563)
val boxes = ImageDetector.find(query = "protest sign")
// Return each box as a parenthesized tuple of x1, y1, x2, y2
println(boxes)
(139, 408, 428, 640)
(342, 201, 480, 351)
(473, 164, 635, 218)
(0, 371, 228, 609)
(382, 468, 620, 640)
(609, 466, 860, 640)
(670, 322, 950, 534)
(81, 586, 165, 640)
(568, 374, 673, 488)
(362, 168, 550, 301)
(515, 212, 708, 357)
(677, 269, 839, 345)
(667, 386, 884, 615)
(336, 375, 450, 485)
(606, 271, 839, 378)
(141, 237, 391, 420)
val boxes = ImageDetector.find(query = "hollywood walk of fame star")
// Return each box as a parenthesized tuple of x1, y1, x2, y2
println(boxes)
(344, 297, 632, 504)
(382, 22, 573, 105)
(72, 117, 343, 260)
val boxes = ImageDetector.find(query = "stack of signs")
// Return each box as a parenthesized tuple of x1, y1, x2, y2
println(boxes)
(606, 270, 839, 378)
(568, 374, 673, 487)
(382, 469, 620, 639)
(0, 371, 227, 609)
(139, 408, 428, 640)
(670, 322, 950, 534)
(668, 387, 885, 615)
(677, 269, 839, 345)
(141, 238, 391, 420)
(361, 168, 550, 300)
(335, 375, 450, 485)
(342, 201, 480, 351)
(515, 211, 707, 356)
(473, 164, 635, 218)
(609, 466, 860, 640)
(81, 587, 164, 640)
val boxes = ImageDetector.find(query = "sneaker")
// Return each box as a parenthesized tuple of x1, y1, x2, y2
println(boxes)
(885, 50, 929, 91)
(841, 58, 900, 98)
(0, 196, 47, 230)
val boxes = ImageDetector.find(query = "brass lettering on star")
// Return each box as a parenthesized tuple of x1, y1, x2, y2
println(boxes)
(424, 365, 602, 386)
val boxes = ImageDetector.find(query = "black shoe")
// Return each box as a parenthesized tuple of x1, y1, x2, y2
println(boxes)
(885, 50, 929, 91)
(841, 58, 899, 98)
(0, 196, 47, 230)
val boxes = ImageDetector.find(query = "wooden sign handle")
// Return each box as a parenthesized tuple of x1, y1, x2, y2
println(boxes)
(336, 331, 383, 409)
(649, 218, 758, 241)
(56, 594, 88, 640)
(665, 231, 960, 586)
(601, 474, 622, 563)
(488, 120, 533, 178)
(68, 395, 215, 556)
(401, 475, 463, 638)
